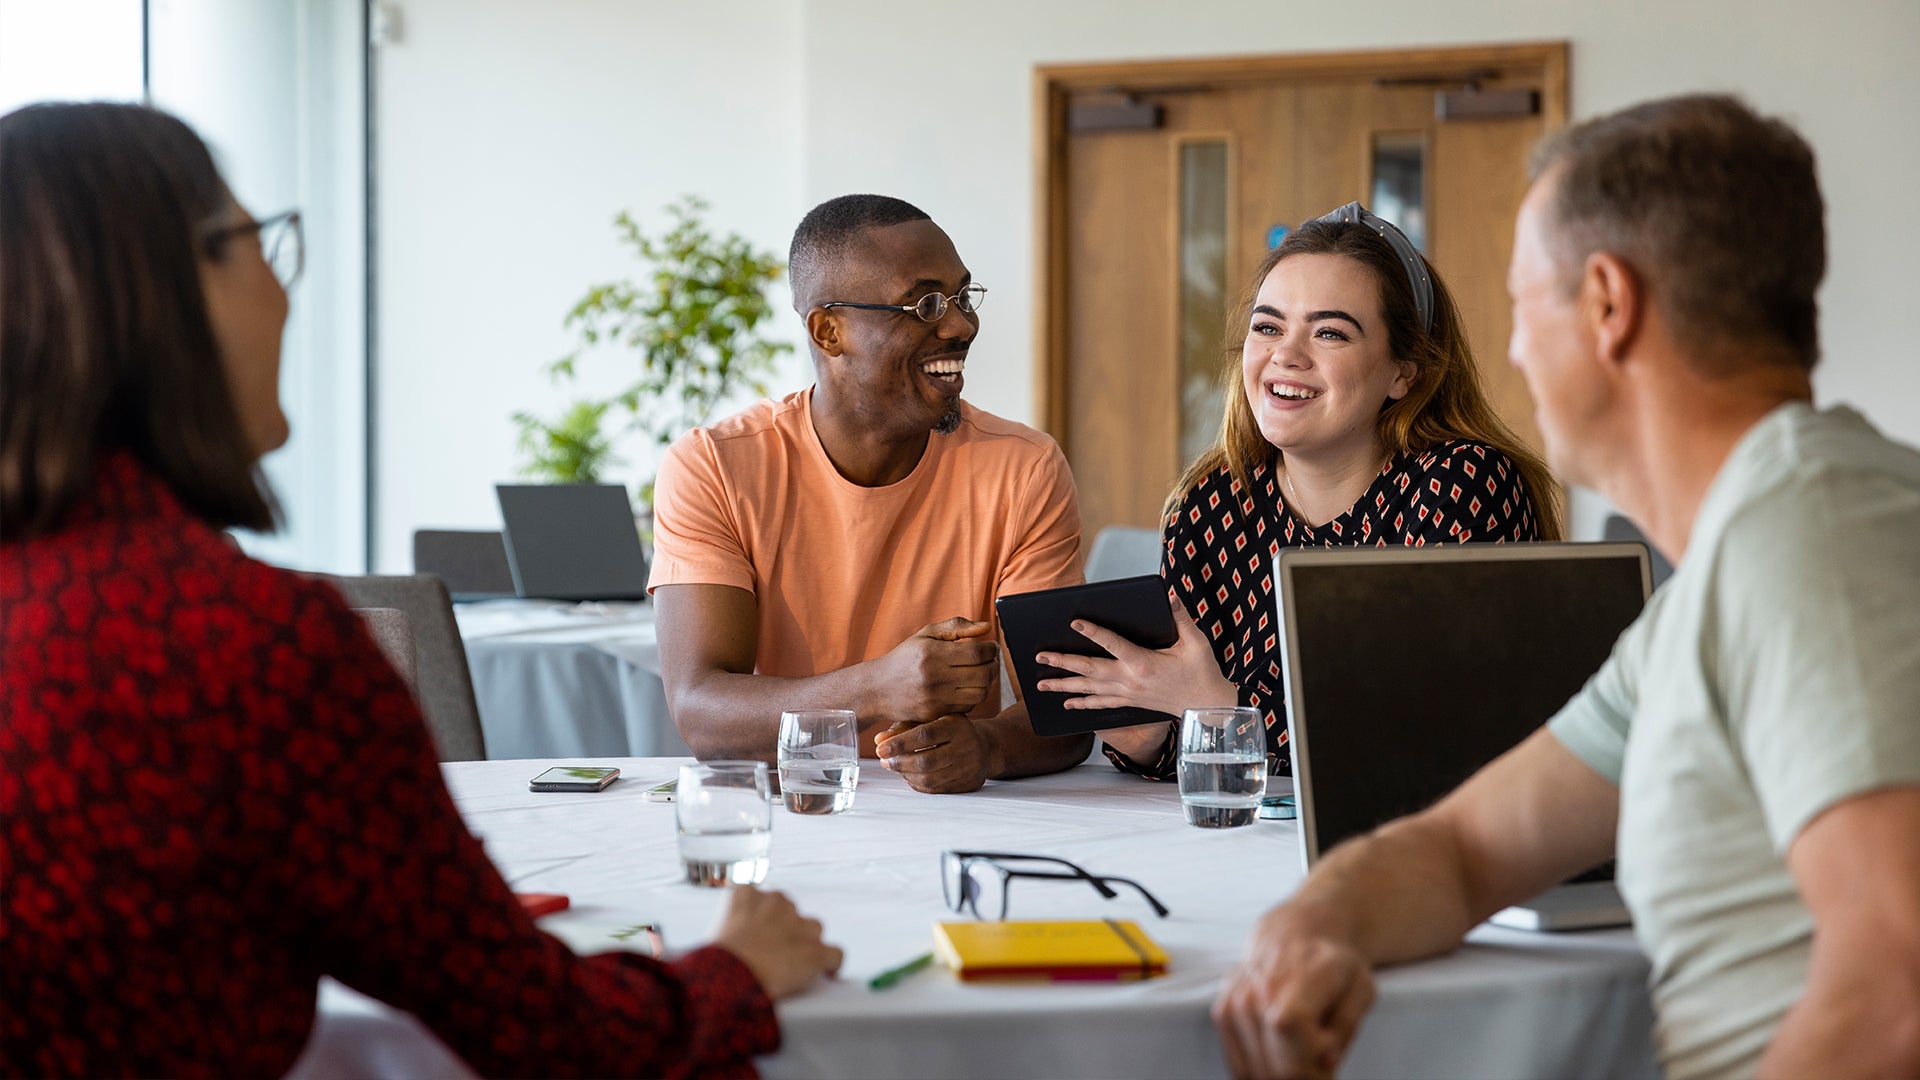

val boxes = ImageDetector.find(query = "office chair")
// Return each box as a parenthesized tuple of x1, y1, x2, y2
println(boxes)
(1602, 513, 1676, 589)
(1084, 525, 1164, 583)
(323, 573, 488, 762)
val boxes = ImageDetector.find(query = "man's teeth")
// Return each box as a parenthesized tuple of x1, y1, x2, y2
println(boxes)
(1270, 384, 1321, 400)
(924, 358, 965, 380)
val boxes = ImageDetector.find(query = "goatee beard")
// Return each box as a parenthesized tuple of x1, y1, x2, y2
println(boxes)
(933, 402, 962, 435)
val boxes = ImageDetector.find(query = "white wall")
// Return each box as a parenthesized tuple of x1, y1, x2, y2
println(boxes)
(801, 0, 1920, 538)
(376, 0, 1920, 564)
(152, 0, 367, 571)
(0, 0, 143, 113)
(372, 0, 805, 569)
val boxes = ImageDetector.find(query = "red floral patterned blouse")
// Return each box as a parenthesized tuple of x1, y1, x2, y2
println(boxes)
(1, 455, 778, 1078)
(1105, 440, 1542, 779)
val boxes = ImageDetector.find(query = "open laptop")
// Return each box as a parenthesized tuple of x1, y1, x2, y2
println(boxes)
(495, 484, 650, 602)
(1277, 542, 1652, 931)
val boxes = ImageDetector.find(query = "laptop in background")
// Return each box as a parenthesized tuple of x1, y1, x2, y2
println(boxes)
(1276, 542, 1652, 931)
(414, 528, 518, 602)
(495, 484, 650, 602)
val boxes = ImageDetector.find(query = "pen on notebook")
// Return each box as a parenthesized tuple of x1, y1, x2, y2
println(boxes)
(868, 951, 936, 991)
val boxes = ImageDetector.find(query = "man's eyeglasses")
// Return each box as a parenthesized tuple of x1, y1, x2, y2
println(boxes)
(202, 209, 304, 289)
(822, 283, 987, 324)
(941, 850, 1169, 921)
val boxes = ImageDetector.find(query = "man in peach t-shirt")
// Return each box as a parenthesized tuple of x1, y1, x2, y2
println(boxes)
(648, 195, 1091, 794)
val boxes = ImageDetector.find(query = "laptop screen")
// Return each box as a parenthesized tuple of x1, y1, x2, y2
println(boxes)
(496, 484, 651, 601)
(1279, 543, 1651, 866)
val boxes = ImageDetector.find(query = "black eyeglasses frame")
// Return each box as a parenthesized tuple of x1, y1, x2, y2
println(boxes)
(201, 208, 304, 288)
(940, 850, 1170, 921)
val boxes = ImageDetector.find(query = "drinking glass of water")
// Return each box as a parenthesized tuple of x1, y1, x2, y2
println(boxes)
(676, 761, 772, 886)
(1179, 706, 1267, 828)
(777, 709, 859, 814)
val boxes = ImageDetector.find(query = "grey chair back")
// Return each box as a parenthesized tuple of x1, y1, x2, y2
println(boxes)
(1602, 513, 1676, 589)
(323, 573, 487, 761)
(355, 607, 417, 690)
(1085, 525, 1163, 582)
(413, 529, 516, 598)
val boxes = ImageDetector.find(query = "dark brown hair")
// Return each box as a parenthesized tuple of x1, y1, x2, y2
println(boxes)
(1167, 218, 1563, 540)
(1529, 94, 1825, 372)
(0, 101, 275, 539)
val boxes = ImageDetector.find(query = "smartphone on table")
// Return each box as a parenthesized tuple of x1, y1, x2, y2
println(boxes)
(1258, 794, 1296, 820)
(528, 766, 620, 792)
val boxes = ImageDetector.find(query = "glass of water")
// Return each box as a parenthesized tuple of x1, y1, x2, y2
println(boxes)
(676, 761, 772, 886)
(777, 709, 859, 814)
(1178, 706, 1267, 828)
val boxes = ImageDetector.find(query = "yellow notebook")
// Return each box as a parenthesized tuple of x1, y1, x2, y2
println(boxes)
(933, 919, 1169, 982)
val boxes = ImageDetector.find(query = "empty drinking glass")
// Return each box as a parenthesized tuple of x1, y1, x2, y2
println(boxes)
(1178, 706, 1267, 828)
(777, 709, 859, 814)
(676, 761, 772, 886)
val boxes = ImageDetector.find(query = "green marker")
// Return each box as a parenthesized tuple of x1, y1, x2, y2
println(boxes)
(868, 950, 936, 991)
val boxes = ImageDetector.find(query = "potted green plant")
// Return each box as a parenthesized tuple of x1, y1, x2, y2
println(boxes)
(511, 399, 622, 484)
(512, 196, 791, 527)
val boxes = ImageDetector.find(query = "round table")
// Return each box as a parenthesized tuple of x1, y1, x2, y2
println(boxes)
(291, 757, 1657, 1079)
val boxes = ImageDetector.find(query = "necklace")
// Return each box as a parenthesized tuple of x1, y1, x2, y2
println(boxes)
(1281, 452, 1395, 518)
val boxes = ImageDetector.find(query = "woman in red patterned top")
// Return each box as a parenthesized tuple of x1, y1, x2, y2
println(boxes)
(1035, 206, 1563, 779)
(0, 102, 840, 1078)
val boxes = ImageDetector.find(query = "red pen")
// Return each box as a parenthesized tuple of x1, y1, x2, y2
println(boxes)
(515, 892, 570, 918)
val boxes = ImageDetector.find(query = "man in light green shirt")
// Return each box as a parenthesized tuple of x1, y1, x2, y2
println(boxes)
(1214, 95, 1920, 1080)
(1548, 402, 1920, 1076)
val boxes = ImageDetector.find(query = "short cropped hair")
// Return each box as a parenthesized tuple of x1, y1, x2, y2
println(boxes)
(0, 102, 276, 540)
(1529, 94, 1825, 372)
(787, 194, 931, 312)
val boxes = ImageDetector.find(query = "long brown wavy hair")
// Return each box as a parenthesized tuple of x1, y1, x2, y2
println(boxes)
(1164, 218, 1563, 540)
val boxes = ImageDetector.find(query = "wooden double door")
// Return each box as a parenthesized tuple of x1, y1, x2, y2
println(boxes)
(1036, 43, 1567, 538)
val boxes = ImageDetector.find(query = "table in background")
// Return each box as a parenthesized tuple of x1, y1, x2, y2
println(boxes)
(292, 759, 1658, 1080)
(455, 600, 691, 759)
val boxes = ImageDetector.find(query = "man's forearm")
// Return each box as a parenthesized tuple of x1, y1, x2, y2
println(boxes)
(978, 706, 1092, 780)
(1281, 730, 1621, 964)
(671, 664, 887, 761)
(1279, 814, 1492, 966)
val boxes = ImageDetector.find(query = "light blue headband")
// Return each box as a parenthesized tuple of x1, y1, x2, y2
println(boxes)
(1313, 201, 1435, 333)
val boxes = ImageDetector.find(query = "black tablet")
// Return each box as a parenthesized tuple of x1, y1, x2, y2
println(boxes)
(995, 575, 1179, 737)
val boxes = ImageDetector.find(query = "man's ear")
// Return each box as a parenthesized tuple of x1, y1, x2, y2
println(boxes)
(1582, 251, 1643, 366)
(805, 308, 845, 358)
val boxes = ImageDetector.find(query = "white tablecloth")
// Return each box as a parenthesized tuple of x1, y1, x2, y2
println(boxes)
(291, 759, 1657, 1080)
(455, 601, 691, 758)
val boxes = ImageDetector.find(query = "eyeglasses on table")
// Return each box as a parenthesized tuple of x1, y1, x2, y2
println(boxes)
(941, 850, 1169, 921)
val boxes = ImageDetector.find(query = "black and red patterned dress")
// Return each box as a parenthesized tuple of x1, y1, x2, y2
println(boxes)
(1104, 440, 1542, 779)
(1, 455, 779, 1078)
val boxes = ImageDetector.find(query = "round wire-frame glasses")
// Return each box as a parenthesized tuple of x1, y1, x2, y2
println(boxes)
(821, 283, 987, 323)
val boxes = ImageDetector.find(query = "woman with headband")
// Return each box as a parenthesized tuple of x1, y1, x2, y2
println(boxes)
(1036, 203, 1561, 780)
